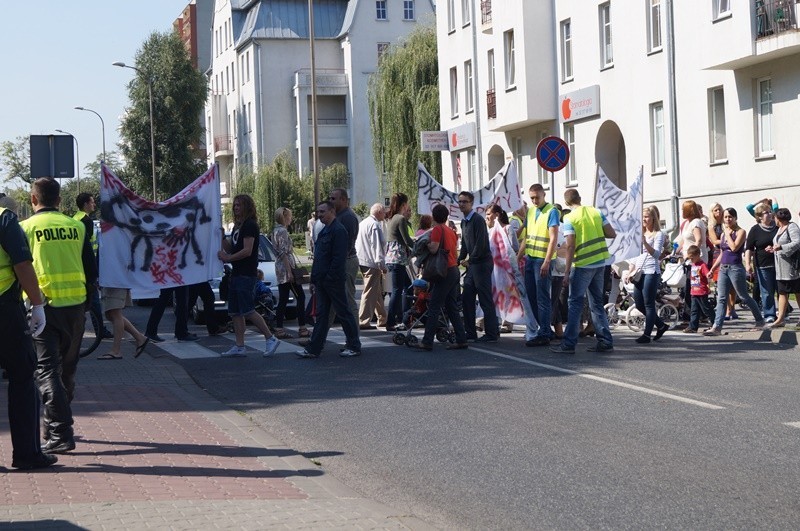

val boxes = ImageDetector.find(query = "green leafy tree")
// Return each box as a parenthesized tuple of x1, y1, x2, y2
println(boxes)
(1, 135, 32, 185)
(119, 31, 207, 199)
(83, 151, 124, 181)
(59, 177, 101, 217)
(368, 24, 440, 214)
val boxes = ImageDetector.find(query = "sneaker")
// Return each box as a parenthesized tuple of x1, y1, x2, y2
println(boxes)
(703, 327, 721, 336)
(295, 349, 319, 358)
(654, 323, 670, 341)
(146, 334, 165, 343)
(550, 343, 576, 354)
(177, 333, 199, 342)
(339, 348, 362, 357)
(525, 336, 551, 347)
(12, 453, 57, 470)
(587, 342, 614, 353)
(635, 335, 651, 344)
(475, 335, 498, 343)
(682, 327, 697, 333)
(764, 316, 776, 324)
(264, 337, 281, 357)
(221, 345, 247, 357)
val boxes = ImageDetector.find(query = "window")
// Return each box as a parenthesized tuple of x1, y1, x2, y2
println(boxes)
(757, 77, 773, 154)
(464, 60, 474, 113)
(450, 67, 459, 118)
(650, 102, 666, 171)
(560, 19, 573, 81)
(248, 102, 253, 133)
(240, 56, 245, 85)
(487, 49, 495, 90)
(225, 65, 230, 94)
(214, 29, 219, 56)
(599, 3, 613, 68)
(376, 0, 387, 19)
(504, 30, 516, 89)
(231, 61, 235, 89)
(447, 0, 456, 32)
(713, 0, 730, 19)
(233, 109, 237, 138)
(468, 149, 478, 189)
(536, 131, 550, 187)
(246, 51, 250, 82)
(462, 0, 471, 26)
(403, 0, 415, 20)
(514, 138, 523, 181)
(378, 42, 390, 62)
(708, 87, 727, 162)
(648, 0, 662, 52)
(564, 125, 577, 185)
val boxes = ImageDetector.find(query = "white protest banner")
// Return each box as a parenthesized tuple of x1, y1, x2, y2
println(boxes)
(99, 164, 223, 291)
(488, 223, 538, 333)
(417, 159, 522, 220)
(594, 165, 644, 264)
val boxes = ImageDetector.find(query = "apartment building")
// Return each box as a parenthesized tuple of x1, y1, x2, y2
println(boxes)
(439, 0, 800, 227)
(206, 0, 435, 204)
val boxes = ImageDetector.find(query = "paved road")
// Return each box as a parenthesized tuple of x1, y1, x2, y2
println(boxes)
(130, 304, 800, 530)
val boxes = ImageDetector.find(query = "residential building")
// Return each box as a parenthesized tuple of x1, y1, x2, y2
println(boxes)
(206, 0, 435, 204)
(438, 0, 800, 228)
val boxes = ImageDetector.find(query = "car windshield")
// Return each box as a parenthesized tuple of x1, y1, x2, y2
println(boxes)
(258, 234, 276, 262)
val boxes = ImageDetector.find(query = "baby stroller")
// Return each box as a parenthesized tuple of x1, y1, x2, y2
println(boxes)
(253, 282, 277, 330)
(392, 278, 456, 347)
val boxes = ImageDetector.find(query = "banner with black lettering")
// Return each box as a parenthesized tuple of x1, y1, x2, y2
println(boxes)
(98, 164, 223, 291)
(594, 165, 644, 264)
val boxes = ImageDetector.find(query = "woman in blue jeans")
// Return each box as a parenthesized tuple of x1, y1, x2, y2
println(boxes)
(705, 208, 765, 336)
(631, 206, 670, 344)
(385, 193, 415, 331)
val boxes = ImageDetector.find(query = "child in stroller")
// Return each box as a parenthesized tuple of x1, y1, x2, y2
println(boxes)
(392, 278, 456, 346)
(254, 269, 277, 329)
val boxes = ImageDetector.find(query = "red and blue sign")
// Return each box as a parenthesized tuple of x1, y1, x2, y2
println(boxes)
(535, 136, 570, 173)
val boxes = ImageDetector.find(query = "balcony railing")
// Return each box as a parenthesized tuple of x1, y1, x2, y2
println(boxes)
(486, 88, 496, 119)
(213, 135, 232, 153)
(308, 118, 347, 125)
(756, 0, 799, 38)
(481, 0, 492, 25)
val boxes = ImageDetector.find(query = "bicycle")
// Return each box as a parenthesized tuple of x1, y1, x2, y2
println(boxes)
(79, 306, 104, 358)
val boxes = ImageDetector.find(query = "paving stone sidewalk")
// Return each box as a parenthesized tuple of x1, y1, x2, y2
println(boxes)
(0, 341, 433, 530)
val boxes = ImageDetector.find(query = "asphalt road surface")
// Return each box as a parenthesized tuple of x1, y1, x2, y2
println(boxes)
(128, 304, 800, 530)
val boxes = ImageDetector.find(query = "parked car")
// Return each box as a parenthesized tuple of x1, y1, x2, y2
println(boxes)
(191, 234, 297, 323)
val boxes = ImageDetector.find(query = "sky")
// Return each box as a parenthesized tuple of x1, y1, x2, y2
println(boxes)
(0, 1, 195, 187)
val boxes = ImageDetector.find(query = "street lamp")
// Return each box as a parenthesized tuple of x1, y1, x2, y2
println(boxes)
(113, 61, 157, 201)
(55, 129, 80, 193)
(74, 106, 106, 162)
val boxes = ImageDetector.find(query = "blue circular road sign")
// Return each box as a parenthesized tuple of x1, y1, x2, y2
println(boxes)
(535, 136, 570, 172)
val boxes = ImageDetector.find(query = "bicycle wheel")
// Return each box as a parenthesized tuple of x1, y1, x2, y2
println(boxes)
(605, 303, 620, 330)
(658, 303, 679, 329)
(626, 306, 645, 333)
(80, 309, 103, 358)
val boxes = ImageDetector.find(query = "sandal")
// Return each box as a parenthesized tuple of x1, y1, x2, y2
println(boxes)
(297, 328, 311, 338)
(98, 352, 122, 360)
(134, 337, 150, 358)
(274, 329, 294, 339)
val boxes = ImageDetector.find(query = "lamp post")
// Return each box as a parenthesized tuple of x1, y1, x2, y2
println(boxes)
(55, 129, 80, 193)
(113, 61, 157, 201)
(74, 106, 106, 162)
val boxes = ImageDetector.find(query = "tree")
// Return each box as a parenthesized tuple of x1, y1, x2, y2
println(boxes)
(1, 135, 31, 186)
(368, 24, 440, 214)
(119, 31, 207, 199)
(83, 151, 124, 181)
(59, 177, 101, 217)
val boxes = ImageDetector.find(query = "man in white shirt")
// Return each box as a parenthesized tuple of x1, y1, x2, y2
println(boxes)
(355, 203, 388, 329)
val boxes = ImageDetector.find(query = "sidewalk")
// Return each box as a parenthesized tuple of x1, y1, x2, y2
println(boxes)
(0, 339, 433, 529)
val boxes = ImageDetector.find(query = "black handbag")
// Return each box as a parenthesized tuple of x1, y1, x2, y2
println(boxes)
(422, 227, 449, 282)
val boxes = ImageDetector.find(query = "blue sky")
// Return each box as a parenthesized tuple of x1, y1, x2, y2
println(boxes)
(0, 1, 195, 186)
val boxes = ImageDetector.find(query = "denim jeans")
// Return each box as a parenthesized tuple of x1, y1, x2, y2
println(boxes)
(463, 259, 499, 339)
(756, 267, 777, 320)
(421, 266, 467, 346)
(386, 264, 410, 327)
(713, 264, 763, 329)
(525, 257, 553, 339)
(689, 294, 715, 330)
(563, 267, 613, 349)
(632, 273, 665, 336)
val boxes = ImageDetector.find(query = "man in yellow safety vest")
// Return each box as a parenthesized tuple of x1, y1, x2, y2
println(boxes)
(74, 192, 112, 339)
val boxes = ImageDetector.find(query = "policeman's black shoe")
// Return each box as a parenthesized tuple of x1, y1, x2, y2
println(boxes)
(41, 439, 76, 454)
(177, 333, 198, 342)
(11, 453, 57, 470)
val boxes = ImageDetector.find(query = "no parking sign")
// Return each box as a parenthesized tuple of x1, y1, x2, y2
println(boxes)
(535, 136, 570, 173)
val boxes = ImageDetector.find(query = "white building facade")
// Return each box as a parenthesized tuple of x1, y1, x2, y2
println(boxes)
(206, 0, 435, 205)
(438, 0, 800, 228)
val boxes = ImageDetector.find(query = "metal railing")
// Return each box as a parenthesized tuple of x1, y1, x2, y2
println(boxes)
(756, 0, 799, 38)
(481, 0, 492, 25)
(486, 88, 496, 119)
(308, 118, 347, 125)
(213, 135, 232, 153)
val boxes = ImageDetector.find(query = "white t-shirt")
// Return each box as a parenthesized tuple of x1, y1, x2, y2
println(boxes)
(681, 218, 708, 263)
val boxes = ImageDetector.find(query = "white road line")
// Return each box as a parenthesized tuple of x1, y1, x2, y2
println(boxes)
(470, 347, 726, 410)
(783, 422, 800, 429)
(155, 340, 219, 359)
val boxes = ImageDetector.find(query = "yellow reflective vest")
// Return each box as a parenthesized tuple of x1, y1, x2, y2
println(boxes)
(565, 205, 610, 267)
(20, 211, 87, 307)
(525, 203, 557, 259)
(0, 207, 16, 296)
(73, 211, 98, 256)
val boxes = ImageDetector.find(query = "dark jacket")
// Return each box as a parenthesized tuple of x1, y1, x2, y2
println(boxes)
(458, 211, 490, 264)
(310, 218, 348, 283)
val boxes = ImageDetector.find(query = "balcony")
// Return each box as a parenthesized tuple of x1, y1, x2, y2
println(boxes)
(294, 69, 349, 96)
(756, 0, 799, 38)
(486, 88, 496, 119)
(213, 135, 233, 157)
(481, 0, 492, 32)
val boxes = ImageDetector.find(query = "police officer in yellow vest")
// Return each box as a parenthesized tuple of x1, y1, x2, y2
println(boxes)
(517, 183, 561, 346)
(74, 193, 112, 339)
(0, 202, 58, 469)
(21, 178, 97, 455)
(551, 188, 616, 354)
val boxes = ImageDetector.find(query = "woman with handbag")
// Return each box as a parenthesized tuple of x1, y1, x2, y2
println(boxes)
(630, 205, 670, 344)
(385, 193, 415, 331)
(271, 207, 309, 339)
(766, 208, 800, 328)
(408, 204, 468, 351)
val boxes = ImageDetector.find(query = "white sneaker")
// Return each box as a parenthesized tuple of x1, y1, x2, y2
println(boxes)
(221, 345, 247, 357)
(339, 348, 361, 357)
(264, 337, 281, 357)
(295, 349, 319, 358)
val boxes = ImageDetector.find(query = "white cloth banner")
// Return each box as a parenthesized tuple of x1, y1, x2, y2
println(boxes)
(594, 165, 643, 264)
(488, 223, 538, 335)
(417, 160, 522, 219)
(99, 164, 223, 291)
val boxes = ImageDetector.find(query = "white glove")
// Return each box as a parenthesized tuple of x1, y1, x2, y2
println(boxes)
(29, 304, 46, 338)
